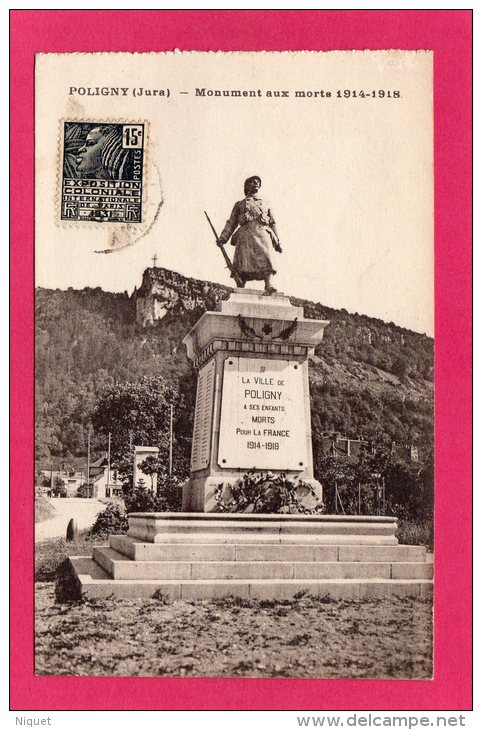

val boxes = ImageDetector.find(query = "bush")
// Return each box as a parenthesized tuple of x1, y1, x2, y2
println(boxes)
(55, 558, 83, 603)
(91, 503, 128, 536)
(396, 518, 433, 550)
(51, 476, 66, 498)
(124, 477, 182, 513)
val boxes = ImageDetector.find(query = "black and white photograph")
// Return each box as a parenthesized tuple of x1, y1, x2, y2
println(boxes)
(34, 49, 434, 679)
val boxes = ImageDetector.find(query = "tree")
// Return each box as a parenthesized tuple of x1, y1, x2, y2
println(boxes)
(135, 454, 184, 510)
(138, 454, 161, 490)
(91, 375, 190, 484)
(314, 434, 434, 529)
(315, 453, 380, 515)
(385, 454, 433, 523)
(51, 476, 66, 497)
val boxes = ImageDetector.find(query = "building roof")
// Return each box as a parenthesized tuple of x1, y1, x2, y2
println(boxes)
(90, 453, 108, 468)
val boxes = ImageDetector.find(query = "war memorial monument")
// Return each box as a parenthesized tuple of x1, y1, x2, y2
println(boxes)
(70, 178, 433, 600)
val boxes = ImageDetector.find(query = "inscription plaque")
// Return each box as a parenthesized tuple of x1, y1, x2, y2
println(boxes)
(190, 358, 215, 471)
(218, 356, 307, 471)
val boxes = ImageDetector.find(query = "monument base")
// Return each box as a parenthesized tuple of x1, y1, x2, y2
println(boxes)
(182, 472, 323, 512)
(69, 513, 433, 600)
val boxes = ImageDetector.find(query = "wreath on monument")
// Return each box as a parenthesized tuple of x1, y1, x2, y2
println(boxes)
(214, 470, 325, 514)
(237, 315, 298, 341)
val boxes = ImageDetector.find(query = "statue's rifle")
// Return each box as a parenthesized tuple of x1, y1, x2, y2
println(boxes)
(204, 211, 244, 288)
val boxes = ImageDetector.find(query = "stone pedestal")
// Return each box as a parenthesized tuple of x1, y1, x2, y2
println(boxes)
(181, 289, 329, 512)
(70, 513, 433, 600)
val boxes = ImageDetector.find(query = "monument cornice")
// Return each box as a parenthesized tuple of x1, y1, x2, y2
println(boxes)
(192, 336, 312, 369)
(183, 290, 329, 364)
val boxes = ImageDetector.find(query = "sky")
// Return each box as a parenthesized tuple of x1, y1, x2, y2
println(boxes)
(36, 50, 434, 335)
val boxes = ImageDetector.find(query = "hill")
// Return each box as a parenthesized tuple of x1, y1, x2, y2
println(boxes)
(35, 267, 433, 474)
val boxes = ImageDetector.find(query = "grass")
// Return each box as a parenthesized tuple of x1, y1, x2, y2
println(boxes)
(35, 497, 56, 524)
(35, 532, 106, 582)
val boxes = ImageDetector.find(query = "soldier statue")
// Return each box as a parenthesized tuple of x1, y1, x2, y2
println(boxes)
(215, 176, 282, 294)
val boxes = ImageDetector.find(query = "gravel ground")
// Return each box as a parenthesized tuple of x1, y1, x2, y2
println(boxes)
(35, 582, 432, 678)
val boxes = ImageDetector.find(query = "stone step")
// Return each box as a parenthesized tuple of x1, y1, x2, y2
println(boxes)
(127, 532, 398, 545)
(109, 535, 426, 564)
(128, 512, 399, 523)
(127, 513, 398, 544)
(70, 556, 433, 601)
(93, 546, 433, 581)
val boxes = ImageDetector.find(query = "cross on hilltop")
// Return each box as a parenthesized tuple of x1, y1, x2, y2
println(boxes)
(151, 253, 158, 268)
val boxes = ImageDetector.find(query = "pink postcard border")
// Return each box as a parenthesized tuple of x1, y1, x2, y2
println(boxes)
(10, 10, 472, 711)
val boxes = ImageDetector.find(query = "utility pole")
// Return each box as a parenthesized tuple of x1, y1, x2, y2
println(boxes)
(129, 431, 135, 491)
(107, 432, 111, 497)
(86, 429, 91, 498)
(169, 404, 174, 476)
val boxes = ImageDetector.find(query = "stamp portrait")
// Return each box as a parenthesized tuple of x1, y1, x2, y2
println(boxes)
(61, 121, 145, 223)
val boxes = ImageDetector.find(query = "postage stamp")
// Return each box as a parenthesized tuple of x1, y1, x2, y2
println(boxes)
(60, 121, 145, 223)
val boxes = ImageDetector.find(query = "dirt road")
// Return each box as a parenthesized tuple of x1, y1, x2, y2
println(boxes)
(35, 498, 105, 542)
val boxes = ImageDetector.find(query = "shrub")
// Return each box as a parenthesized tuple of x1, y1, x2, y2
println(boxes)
(91, 503, 128, 536)
(55, 558, 83, 603)
(396, 517, 433, 550)
(124, 488, 165, 513)
(124, 477, 182, 513)
(52, 476, 66, 498)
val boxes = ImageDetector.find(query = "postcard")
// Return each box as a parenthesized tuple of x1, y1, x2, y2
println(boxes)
(33, 45, 434, 671)
(10, 10, 472, 713)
